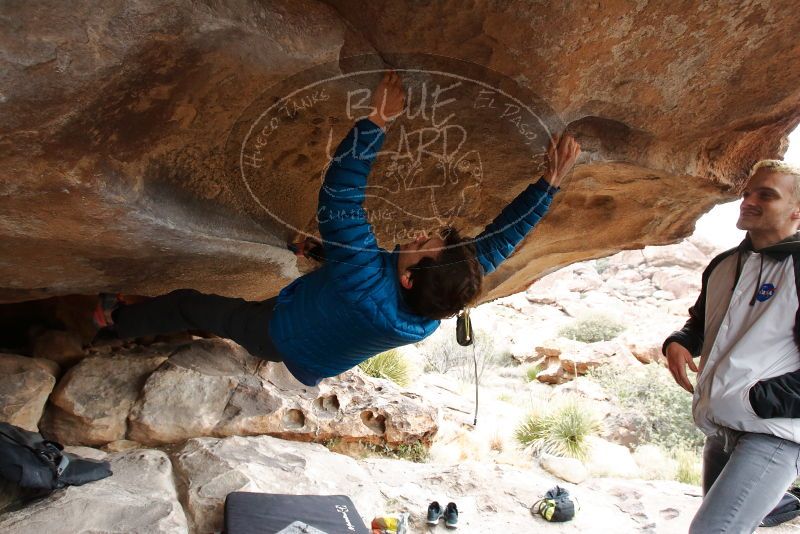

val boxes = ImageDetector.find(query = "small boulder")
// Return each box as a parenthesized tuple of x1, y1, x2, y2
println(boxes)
(0, 353, 57, 431)
(586, 436, 641, 478)
(540, 453, 589, 484)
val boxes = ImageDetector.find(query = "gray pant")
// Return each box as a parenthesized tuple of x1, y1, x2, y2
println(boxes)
(690, 430, 800, 534)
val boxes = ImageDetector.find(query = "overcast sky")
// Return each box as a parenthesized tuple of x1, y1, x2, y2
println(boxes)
(694, 126, 800, 247)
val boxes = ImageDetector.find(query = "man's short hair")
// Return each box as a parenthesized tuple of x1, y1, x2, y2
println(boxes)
(402, 227, 483, 320)
(749, 159, 800, 200)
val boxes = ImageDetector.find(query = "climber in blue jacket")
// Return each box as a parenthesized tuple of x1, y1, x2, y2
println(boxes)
(94, 71, 580, 387)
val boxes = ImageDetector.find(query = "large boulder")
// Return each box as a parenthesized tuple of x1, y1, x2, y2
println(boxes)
(651, 268, 701, 300)
(641, 241, 710, 271)
(41, 345, 173, 445)
(0, 353, 57, 431)
(0, 448, 188, 533)
(129, 338, 438, 446)
(2, 1, 799, 304)
(170, 435, 381, 533)
(43, 338, 438, 448)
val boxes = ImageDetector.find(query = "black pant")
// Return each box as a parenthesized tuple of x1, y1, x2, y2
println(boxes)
(113, 289, 283, 362)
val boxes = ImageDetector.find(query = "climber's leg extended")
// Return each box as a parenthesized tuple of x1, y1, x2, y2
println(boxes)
(111, 289, 283, 361)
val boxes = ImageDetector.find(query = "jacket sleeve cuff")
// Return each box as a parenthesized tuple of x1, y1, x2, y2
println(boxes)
(662, 334, 683, 356)
(361, 117, 387, 133)
(533, 177, 560, 196)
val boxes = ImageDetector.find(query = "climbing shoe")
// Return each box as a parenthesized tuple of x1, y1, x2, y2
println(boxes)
(426, 501, 443, 525)
(444, 502, 458, 529)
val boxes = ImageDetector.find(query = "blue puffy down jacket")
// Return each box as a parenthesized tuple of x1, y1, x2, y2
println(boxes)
(269, 119, 558, 385)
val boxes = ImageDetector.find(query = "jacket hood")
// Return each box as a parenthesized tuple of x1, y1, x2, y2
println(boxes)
(733, 232, 800, 305)
(740, 232, 800, 260)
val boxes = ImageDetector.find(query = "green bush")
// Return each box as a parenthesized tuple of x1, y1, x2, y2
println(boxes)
(514, 395, 602, 461)
(559, 314, 625, 343)
(395, 442, 430, 463)
(365, 441, 430, 463)
(358, 349, 410, 386)
(589, 364, 704, 451)
(417, 328, 497, 384)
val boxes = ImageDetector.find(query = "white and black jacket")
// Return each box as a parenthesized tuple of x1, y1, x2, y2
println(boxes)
(663, 233, 800, 441)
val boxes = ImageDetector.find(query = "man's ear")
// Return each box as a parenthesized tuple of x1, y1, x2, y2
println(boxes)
(400, 271, 413, 290)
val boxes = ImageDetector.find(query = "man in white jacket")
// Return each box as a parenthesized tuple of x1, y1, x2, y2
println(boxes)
(663, 159, 800, 533)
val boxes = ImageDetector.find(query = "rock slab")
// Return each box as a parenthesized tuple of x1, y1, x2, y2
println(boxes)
(170, 434, 381, 533)
(0, 448, 188, 533)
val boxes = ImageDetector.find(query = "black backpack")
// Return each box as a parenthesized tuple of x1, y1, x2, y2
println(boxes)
(0, 422, 112, 496)
(532, 486, 577, 522)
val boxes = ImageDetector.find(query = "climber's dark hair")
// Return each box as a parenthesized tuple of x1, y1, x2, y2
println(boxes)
(401, 227, 483, 320)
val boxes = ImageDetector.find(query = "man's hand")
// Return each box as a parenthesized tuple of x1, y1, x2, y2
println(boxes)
(543, 134, 580, 187)
(368, 70, 404, 130)
(666, 341, 699, 393)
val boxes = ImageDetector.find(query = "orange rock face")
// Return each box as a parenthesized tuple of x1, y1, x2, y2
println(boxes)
(1, 1, 798, 303)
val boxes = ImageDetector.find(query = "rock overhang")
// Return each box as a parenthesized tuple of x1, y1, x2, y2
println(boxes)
(2, 0, 798, 303)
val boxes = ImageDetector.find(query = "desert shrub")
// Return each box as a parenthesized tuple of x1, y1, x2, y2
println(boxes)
(358, 349, 410, 386)
(633, 444, 702, 485)
(417, 328, 497, 383)
(515, 395, 602, 461)
(364, 441, 429, 463)
(589, 364, 704, 451)
(489, 435, 504, 452)
(594, 257, 611, 275)
(497, 393, 513, 403)
(525, 364, 544, 382)
(395, 442, 430, 462)
(673, 447, 702, 485)
(559, 313, 625, 343)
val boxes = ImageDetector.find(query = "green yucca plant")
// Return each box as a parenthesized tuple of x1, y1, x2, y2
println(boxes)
(525, 364, 544, 382)
(515, 396, 602, 461)
(358, 349, 410, 387)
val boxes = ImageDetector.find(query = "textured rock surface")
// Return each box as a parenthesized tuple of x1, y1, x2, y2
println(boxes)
(540, 453, 590, 485)
(128, 338, 437, 446)
(171, 435, 380, 533)
(41, 345, 172, 445)
(0, 448, 188, 533)
(41, 338, 437, 447)
(0, 353, 57, 431)
(586, 436, 642, 479)
(3, 1, 799, 303)
(535, 339, 640, 385)
(3, 438, 795, 534)
(362, 457, 702, 533)
(31, 330, 86, 368)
